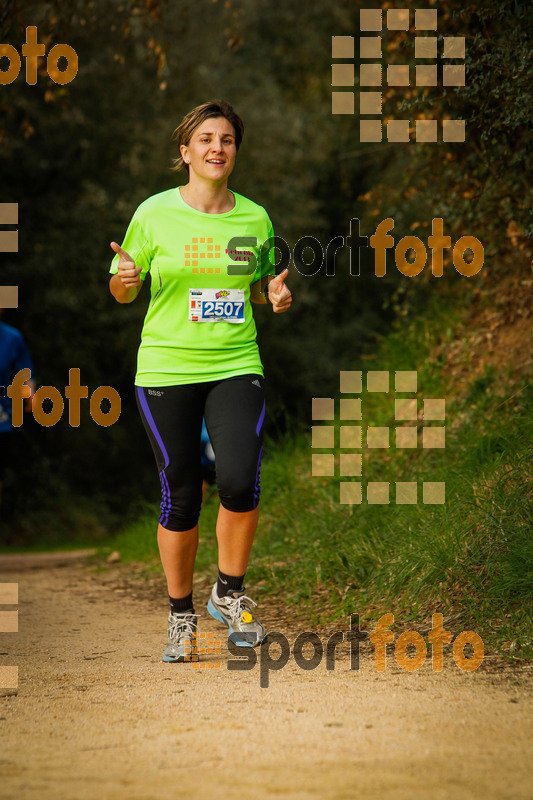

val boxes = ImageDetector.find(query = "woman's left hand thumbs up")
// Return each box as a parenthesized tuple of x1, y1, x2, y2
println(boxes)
(268, 269, 292, 313)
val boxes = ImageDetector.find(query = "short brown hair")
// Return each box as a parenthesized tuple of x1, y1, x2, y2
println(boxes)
(170, 99, 244, 173)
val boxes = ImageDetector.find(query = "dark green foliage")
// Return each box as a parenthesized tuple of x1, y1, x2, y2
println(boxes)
(0, 0, 530, 544)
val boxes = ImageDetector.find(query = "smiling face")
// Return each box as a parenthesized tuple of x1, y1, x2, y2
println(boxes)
(180, 116, 237, 183)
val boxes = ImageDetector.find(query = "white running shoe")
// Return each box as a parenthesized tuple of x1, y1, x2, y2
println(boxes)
(162, 611, 199, 663)
(207, 583, 266, 647)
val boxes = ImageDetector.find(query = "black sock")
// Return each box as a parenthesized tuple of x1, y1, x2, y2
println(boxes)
(169, 593, 194, 615)
(217, 569, 245, 598)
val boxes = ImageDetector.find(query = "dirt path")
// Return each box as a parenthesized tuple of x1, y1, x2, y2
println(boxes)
(1, 555, 532, 800)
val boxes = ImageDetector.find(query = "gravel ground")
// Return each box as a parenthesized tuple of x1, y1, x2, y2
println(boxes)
(0, 553, 532, 800)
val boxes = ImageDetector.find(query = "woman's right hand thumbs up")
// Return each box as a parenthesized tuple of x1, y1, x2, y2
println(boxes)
(110, 241, 142, 288)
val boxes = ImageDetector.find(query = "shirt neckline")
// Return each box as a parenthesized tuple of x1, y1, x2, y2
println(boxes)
(175, 186, 239, 217)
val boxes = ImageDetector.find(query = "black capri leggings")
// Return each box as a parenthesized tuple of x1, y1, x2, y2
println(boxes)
(135, 373, 265, 531)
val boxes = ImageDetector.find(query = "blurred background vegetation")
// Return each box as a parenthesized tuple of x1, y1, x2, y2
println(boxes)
(0, 0, 531, 651)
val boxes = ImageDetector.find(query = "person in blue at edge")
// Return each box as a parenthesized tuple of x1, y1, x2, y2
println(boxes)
(0, 309, 35, 513)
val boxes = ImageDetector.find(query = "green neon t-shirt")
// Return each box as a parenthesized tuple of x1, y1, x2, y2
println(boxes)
(110, 187, 275, 386)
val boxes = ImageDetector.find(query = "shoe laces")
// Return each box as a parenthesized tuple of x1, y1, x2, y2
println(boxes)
(224, 593, 257, 624)
(168, 612, 200, 643)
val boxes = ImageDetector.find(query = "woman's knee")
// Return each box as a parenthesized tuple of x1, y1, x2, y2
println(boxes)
(159, 497, 202, 531)
(217, 465, 261, 512)
(158, 469, 203, 531)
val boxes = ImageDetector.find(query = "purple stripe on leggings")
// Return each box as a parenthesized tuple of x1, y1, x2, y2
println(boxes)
(256, 400, 266, 437)
(253, 445, 263, 508)
(136, 387, 171, 527)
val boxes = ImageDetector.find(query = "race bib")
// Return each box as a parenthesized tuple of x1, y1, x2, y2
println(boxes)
(189, 288, 245, 323)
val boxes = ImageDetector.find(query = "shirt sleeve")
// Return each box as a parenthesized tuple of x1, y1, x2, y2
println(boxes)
(255, 216, 276, 283)
(109, 214, 152, 281)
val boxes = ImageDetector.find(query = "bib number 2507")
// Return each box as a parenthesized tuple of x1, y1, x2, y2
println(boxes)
(203, 299, 243, 318)
(189, 288, 245, 323)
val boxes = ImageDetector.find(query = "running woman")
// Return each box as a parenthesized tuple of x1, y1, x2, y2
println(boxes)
(109, 99, 291, 662)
